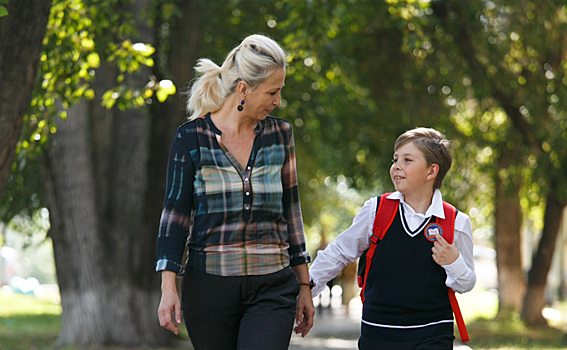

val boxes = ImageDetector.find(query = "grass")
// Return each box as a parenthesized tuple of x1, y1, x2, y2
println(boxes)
(456, 288, 567, 349)
(0, 314, 61, 350)
(1, 288, 567, 349)
(0, 292, 61, 350)
(0, 291, 191, 350)
(467, 314, 567, 349)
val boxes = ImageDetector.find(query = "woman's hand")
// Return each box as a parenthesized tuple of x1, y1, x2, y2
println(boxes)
(291, 263, 315, 337)
(157, 271, 182, 334)
(294, 286, 315, 337)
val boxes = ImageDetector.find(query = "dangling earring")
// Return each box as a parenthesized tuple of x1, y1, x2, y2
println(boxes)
(237, 100, 245, 111)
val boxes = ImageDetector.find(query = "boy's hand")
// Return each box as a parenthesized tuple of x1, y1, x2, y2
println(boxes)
(431, 233, 459, 266)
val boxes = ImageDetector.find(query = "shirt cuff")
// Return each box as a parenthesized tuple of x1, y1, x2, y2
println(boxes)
(155, 259, 185, 275)
(311, 278, 326, 298)
(290, 250, 312, 266)
(442, 253, 468, 280)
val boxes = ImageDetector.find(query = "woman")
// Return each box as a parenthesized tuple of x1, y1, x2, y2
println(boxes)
(156, 34, 314, 350)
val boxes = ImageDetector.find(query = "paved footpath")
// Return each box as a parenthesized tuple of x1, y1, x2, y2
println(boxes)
(289, 303, 473, 350)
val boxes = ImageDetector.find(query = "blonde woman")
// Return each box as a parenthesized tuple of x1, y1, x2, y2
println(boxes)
(156, 34, 314, 349)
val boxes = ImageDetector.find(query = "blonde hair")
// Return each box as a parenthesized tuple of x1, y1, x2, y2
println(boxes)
(394, 127, 452, 189)
(186, 34, 286, 120)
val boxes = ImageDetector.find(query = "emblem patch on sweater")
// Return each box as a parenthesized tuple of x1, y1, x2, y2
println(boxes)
(424, 223, 443, 242)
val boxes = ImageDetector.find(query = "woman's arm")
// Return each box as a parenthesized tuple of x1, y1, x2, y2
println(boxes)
(291, 263, 315, 337)
(156, 126, 195, 333)
(281, 124, 311, 266)
(157, 271, 182, 334)
(156, 126, 194, 274)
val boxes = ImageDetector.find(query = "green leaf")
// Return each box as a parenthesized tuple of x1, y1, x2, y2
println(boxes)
(86, 52, 100, 67)
(156, 89, 168, 103)
(132, 42, 155, 56)
(0, 6, 8, 17)
(156, 80, 176, 102)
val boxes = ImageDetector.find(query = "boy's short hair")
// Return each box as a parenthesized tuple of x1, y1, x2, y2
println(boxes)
(394, 127, 452, 189)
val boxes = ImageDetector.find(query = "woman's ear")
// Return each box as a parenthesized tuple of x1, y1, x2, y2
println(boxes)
(426, 164, 439, 181)
(237, 80, 248, 99)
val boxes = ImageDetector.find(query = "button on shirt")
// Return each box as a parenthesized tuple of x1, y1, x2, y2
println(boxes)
(156, 114, 311, 276)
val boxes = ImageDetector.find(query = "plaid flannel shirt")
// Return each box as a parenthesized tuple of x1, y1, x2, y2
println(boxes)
(156, 113, 311, 276)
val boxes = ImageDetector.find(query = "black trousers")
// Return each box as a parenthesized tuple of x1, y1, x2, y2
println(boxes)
(181, 266, 299, 350)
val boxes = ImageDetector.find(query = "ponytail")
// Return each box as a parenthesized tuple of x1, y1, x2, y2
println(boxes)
(186, 59, 223, 121)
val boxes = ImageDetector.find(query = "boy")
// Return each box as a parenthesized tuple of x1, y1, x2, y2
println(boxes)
(309, 128, 476, 350)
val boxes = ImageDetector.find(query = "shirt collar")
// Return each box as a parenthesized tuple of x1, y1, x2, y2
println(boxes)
(205, 112, 265, 135)
(387, 189, 445, 219)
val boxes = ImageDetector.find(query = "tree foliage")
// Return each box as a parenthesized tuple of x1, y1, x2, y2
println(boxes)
(0, 0, 177, 223)
(0, 0, 52, 220)
(0, 0, 7, 17)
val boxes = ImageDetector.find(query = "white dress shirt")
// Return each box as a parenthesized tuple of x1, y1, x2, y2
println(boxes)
(310, 190, 476, 297)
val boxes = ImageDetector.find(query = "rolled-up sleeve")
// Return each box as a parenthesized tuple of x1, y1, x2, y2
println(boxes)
(156, 127, 194, 275)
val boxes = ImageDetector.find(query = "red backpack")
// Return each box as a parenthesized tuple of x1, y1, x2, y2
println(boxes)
(356, 193, 470, 343)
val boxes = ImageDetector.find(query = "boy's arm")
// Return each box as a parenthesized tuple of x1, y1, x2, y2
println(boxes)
(309, 197, 376, 297)
(441, 212, 476, 293)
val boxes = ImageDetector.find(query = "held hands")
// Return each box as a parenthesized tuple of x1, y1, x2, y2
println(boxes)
(431, 233, 459, 266)
(293, 287, 315, 337)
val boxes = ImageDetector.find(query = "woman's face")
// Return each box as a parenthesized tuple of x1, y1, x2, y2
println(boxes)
(243, 68, 285, 120)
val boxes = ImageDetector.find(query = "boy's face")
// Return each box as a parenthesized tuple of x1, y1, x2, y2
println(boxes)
(390, 141, 436, 196)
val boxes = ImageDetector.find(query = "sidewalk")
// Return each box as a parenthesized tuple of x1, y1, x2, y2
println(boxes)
(289, 304, 359, 350)
(289, 298, 472, 350)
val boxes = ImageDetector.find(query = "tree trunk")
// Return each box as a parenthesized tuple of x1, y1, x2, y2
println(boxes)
(494, 160, 525, 315)
(97, 0, 166, 342)
(45, 82, 171, 348)
(522, 187, 566, 326)
(43, 0, 175, 345)
(43, 100, 110, 345)
(0, 0, 51, 199)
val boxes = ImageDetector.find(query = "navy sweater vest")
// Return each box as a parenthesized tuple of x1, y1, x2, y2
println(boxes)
(362, 211, 453, 327)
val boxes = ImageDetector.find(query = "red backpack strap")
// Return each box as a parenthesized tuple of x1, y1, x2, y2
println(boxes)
(438, 201, 469, 342)
(359, 193, 398, 303)
(449, 289, 469, 342)
(437, 201, 456, 244)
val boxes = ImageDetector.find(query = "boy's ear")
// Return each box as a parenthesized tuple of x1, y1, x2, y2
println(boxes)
(426, 164, 439, 181)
